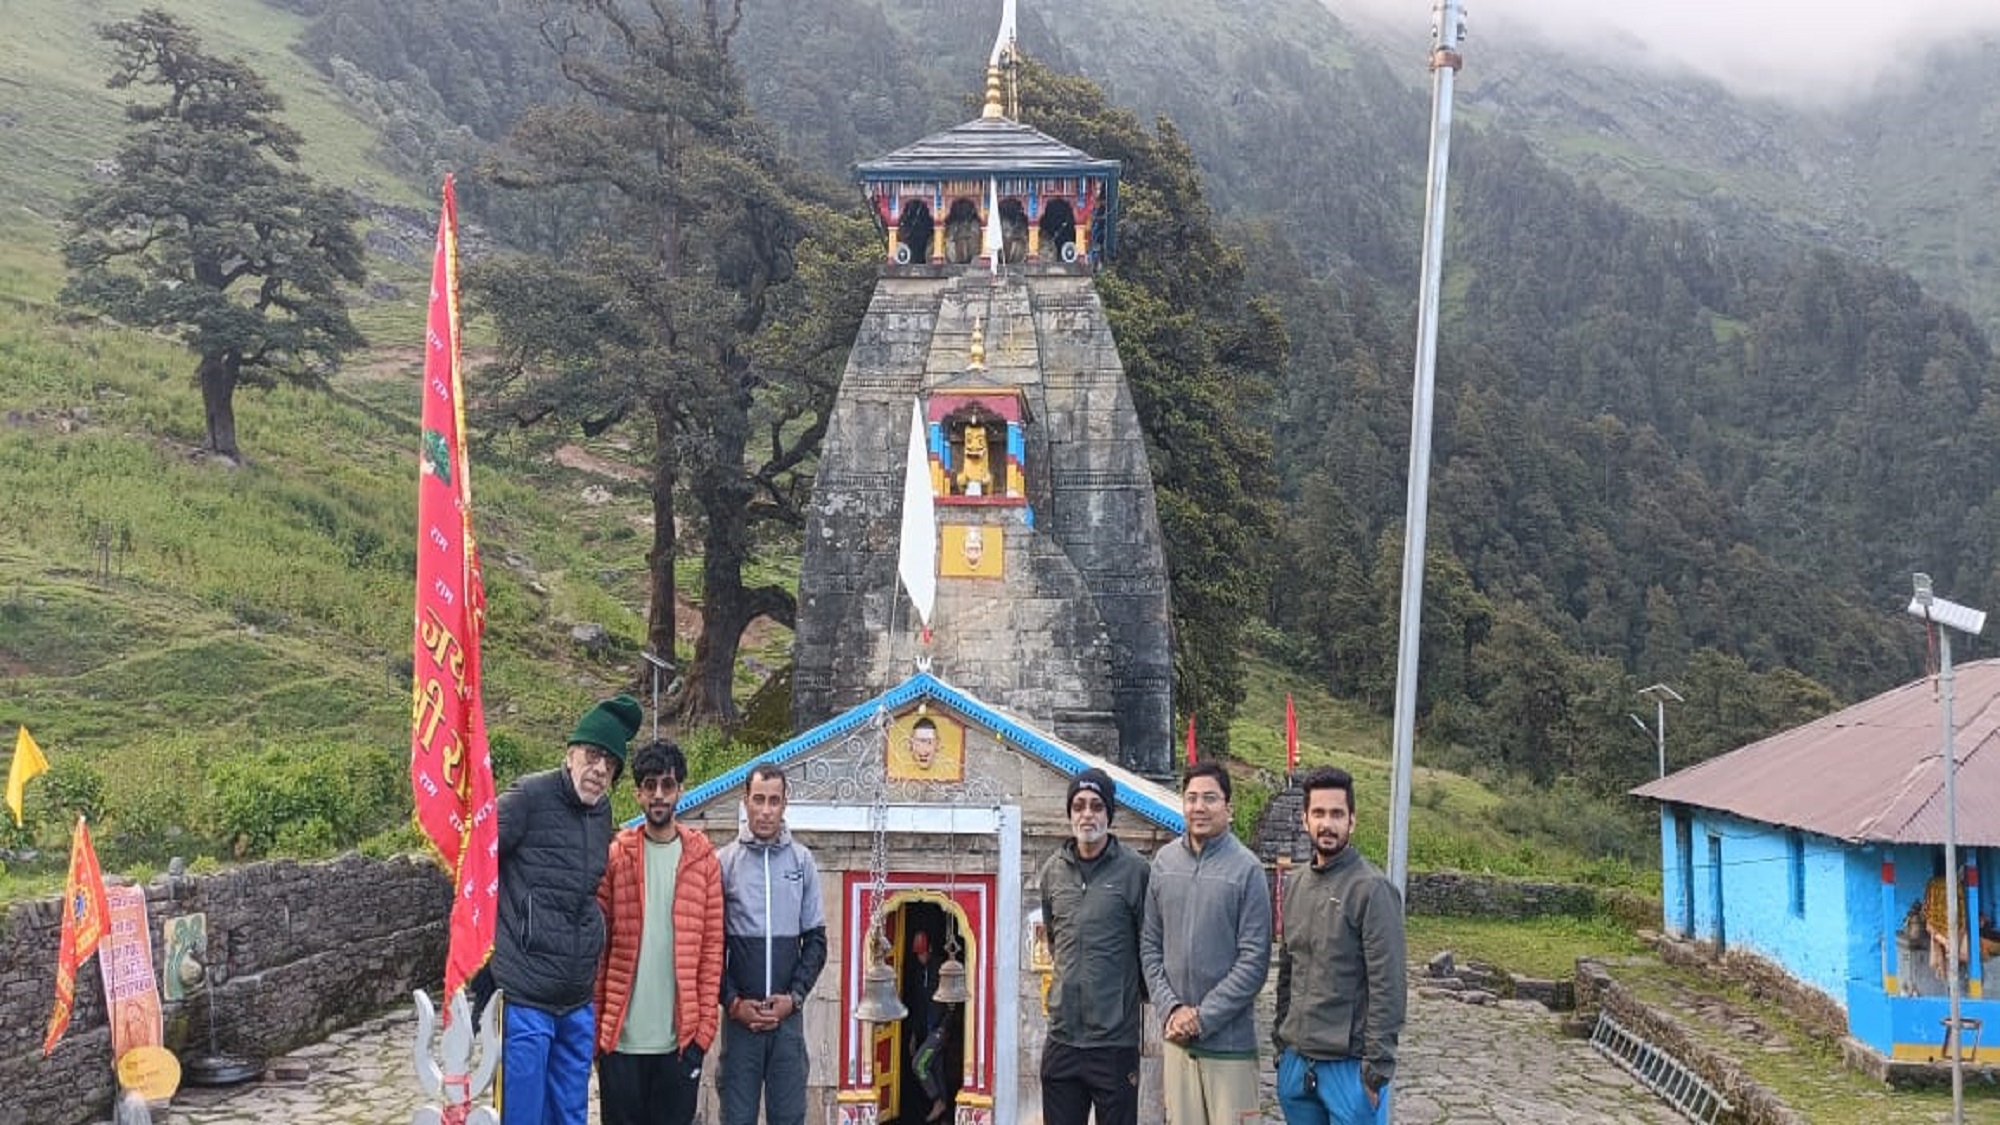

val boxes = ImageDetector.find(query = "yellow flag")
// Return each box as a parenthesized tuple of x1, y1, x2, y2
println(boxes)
(7, 727, 49, 828)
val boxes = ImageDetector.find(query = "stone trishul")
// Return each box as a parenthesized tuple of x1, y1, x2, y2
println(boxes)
(411, 987, 501, 1125)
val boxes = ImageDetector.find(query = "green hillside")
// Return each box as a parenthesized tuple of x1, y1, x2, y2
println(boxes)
(1, 0, 426, 247)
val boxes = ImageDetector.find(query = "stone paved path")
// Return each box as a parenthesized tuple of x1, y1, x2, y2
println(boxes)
(151, 987, 1682, 1124)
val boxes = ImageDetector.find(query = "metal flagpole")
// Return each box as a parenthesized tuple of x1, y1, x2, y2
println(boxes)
(1385, 15, 1464, 1115)
(1387, 0, 1466, 897)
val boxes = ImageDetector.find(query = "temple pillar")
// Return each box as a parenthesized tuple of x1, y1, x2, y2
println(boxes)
(1882, 858, 1899, 993)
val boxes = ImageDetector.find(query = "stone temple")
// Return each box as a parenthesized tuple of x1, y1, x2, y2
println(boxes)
(791, 65, 1174, 778)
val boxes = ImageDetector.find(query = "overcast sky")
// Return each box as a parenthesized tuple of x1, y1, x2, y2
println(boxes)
(1332, 0, 2000, 102)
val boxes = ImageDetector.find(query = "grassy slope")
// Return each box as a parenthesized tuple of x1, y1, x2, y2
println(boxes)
(0, 0, 650, 886)
(1, 0, 424, 232)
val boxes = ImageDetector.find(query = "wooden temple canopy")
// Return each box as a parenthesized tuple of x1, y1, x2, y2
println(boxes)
(855, 115, 1121, 265)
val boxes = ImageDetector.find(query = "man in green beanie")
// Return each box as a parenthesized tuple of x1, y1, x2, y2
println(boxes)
(493, 694, 643, 1125)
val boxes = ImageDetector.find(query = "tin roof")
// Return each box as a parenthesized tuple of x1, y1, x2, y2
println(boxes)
(1631, 659, 2000, 846)
(674, 671, 1184, 834)
(855, 116, 1120, 181)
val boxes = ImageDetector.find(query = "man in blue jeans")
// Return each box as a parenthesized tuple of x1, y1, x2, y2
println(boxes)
(1274, 767, 1406, 1125)
(717, 765, 827, 1125)
(492, 695, 642, 1124)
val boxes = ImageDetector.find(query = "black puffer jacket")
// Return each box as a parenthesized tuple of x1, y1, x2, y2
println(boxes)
(490, 765, 611, 1014)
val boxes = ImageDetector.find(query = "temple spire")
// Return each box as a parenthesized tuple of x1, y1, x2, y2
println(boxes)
(982, 0, 1017, 120)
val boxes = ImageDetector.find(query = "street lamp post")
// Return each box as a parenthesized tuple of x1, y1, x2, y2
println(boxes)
(1631, 683, 1684, 780)
(641, 649, 673, 742)
(1908, 572, 1986, 1125)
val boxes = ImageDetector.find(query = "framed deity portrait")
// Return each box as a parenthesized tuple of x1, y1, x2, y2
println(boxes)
(887, 711, 966, 782)
(940, 524, 1004, 579)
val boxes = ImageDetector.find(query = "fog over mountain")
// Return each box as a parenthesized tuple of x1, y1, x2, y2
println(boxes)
(1328, 0, 2000, 104)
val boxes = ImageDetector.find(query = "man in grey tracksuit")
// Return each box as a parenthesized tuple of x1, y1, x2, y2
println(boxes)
(1274, 767, 1405, 1125)
(1039, 767, 1150, 1125)
(1141, 761, 1273, 1125)
(716, 764, 827, 1125)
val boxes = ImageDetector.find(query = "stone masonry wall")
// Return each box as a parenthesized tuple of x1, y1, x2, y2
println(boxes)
(0, 853, 448, 1125)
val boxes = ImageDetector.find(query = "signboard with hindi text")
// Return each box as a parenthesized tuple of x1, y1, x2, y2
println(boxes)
(101, 885, 163, 1061)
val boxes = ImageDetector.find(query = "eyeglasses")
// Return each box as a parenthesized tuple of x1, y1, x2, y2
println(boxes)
(637, 776, 680, 795)
(1183, 791, 1227, 807)
(1069, 797, 1106, 814)
(575, 747, 616, 771)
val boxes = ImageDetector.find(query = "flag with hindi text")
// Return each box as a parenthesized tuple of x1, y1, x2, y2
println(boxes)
(44, 815, 108, 1055)
(409, 175, 498, 1000)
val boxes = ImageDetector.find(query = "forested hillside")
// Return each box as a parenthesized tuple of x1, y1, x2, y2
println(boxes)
(1422, 19, 2000, 344)
(234, 0, 2000, 789)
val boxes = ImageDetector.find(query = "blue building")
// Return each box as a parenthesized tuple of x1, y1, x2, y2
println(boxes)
(1634, 660, 2000, 1064)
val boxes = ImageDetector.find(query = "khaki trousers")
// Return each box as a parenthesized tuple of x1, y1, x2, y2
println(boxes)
(1162, 1043, 1261, 1125)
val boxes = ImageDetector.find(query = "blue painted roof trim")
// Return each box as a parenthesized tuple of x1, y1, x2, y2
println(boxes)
(672, 672, 1184, 834)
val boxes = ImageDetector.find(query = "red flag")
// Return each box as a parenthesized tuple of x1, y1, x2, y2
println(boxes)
(45, 815, 109, 1055)
(410, 175, 498, 1001)
(1184, 713, 1197, 768)
(1285, 693, 1298, 773)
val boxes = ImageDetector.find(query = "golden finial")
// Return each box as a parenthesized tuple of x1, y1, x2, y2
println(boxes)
(982, 63, 1005, 119)
(968, 316, 987, 370)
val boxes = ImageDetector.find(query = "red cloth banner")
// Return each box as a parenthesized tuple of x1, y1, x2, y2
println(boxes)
(44, 816, 108, 1055)
(410, 175, 498, 1000)
(1184, 713, 1197, 769)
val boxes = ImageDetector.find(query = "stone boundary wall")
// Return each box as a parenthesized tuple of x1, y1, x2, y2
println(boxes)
(1653, 936, 1848, 1043)
(1573, 959, 1806, 1125)
(0, 853, 448, 1125)
(1404, 872, 1598, 919)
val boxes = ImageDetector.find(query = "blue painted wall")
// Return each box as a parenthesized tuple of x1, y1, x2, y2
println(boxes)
(1657, 807, 2000, 1052)
(1655, 807, 1851, 999)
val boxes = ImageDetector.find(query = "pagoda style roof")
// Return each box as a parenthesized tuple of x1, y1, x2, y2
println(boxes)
(856, 115, 1120, 182)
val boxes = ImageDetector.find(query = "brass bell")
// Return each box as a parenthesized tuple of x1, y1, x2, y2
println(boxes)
(932, 954, 971, 1006)
(852, 961, 908, 1024)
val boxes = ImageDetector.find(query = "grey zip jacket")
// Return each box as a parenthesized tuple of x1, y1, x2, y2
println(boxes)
(1039, 835, 1151, 1049)
(1274, 844, 1407, 1093)
(716, 822, 828, 1007)
(1140, 829, 1272, 1056)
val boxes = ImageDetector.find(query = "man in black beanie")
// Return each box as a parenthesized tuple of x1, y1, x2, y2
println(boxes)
(1037, 767, 1151, 1125)
(493, 694, 642, 1125)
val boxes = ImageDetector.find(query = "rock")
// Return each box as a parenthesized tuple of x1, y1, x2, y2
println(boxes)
(1428, 950, 1456, 978)
(571, 623, 611, 655)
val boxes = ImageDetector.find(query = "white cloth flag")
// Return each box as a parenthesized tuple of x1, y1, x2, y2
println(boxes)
(986, 177, 1003, 272)
(990, 0, 1016, 67)
(898, 399, 938, 629)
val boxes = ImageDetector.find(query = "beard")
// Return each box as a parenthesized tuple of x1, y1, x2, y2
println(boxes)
(1075, 822, 1108, 847)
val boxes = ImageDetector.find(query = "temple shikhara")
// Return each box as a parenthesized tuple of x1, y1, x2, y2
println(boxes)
(686, 15, 1187, 1125)
(791, 41, 1173, 779)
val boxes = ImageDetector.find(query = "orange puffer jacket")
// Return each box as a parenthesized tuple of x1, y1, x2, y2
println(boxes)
(594, 822, 725, 1056)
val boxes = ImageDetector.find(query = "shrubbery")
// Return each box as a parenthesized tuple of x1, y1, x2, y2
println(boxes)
(210, 743, 404, 858)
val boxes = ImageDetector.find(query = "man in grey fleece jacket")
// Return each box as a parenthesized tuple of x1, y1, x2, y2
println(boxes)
(1274, 767, 1405, 1125)
(1141, 761, 1273, 1125)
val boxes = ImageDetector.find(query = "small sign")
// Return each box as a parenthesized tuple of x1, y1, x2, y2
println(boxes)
(116, 1044, 182, 1101)
(163, 913, 206, 1003)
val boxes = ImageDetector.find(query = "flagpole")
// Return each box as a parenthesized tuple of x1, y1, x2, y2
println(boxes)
(1387, 0, 1466, 908)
